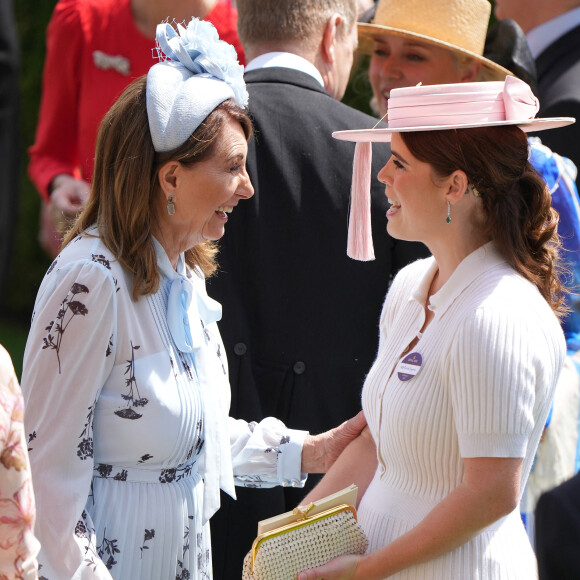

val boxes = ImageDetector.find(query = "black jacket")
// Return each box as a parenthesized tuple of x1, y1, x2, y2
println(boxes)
(532, 23, 580, 177)
(207, 66, 429, 579)
(536, 472, 580, 579)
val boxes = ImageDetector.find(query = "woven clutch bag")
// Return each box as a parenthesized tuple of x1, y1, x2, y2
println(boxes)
(242, 502, 368, 580)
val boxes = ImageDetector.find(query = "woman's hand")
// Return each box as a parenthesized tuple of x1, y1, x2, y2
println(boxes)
(298, 554, 363, 580)
(49, 174, 91, 231)
(301, 411, 367, 473)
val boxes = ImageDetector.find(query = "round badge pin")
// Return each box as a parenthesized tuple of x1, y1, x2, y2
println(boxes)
(396, 352, 423, 381)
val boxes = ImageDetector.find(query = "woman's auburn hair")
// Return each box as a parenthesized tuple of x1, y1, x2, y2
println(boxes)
(64, 75, 252, 300)
(401, 126, 569, 318)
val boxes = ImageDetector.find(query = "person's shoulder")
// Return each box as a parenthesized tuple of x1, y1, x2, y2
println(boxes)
(391, 255, 433, 290)
(320, 96, 378, 127)
(245, 67, 326, 99)
(470, 264, 564, 347)
(0, 345, 16, 387)
(476, 262, 546, 309)
(47, 231, 123, 282)
(542, 61, 580, 100)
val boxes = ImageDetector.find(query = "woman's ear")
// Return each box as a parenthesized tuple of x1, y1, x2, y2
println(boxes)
(158, 160, 180, 198)
(446, 170, 469, 204)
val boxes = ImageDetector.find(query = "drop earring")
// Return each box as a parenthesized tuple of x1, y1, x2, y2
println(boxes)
(167, 195, 175, 216)
(446, 201, 451, 224)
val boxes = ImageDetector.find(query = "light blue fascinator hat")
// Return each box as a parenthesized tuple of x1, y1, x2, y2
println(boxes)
(146, 18, 249, 153)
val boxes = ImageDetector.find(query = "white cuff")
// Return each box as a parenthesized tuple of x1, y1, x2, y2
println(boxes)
(277, 428, 308, 488)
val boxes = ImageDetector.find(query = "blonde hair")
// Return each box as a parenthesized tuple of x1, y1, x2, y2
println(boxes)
(65, 76, 252, 300)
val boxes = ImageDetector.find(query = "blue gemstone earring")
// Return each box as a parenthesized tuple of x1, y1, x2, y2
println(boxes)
(446, 201, 451, 224)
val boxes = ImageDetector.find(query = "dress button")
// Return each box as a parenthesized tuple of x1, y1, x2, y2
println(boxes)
(291, 480, 299, 488)
(233, 342, 247, 356)
(293, 361, 306, 375)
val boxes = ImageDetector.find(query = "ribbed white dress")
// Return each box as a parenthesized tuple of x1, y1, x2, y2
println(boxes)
(359, 242, 565, 579)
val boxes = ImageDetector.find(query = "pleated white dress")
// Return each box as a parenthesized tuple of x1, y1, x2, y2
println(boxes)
(358, 243, 565, 579)
(21, 230, 306, 580)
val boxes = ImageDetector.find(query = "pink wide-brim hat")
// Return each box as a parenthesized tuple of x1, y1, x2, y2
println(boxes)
(337, 77, 575, 262)
(334, 76, 574, 143)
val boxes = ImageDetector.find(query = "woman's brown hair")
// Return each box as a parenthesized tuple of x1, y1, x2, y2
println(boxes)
(401, 126, 568, 317)
(64, 75, 252, 300)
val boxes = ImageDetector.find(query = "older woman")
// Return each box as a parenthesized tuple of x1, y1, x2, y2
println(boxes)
(298, 77, 574, 579)
(20, 20, 363, 580)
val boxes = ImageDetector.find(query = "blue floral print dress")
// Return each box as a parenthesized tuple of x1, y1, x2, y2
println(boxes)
(21, 229, 307, 580)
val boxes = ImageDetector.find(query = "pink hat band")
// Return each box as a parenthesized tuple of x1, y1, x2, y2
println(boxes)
(387, 76, 539, 128)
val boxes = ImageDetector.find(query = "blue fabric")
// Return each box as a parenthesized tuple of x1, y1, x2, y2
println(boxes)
(529, 137, 580, 352)
(573, 355, 580, 474)
(519, 140, 580, 543)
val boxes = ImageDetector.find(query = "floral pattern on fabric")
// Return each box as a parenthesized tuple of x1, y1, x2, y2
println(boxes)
(0, 346, 40, 579)
(20, 232, 306, 579)
(42, 282, 90, 374)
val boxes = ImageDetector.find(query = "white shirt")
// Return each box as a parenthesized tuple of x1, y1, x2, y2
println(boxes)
(245, 51, 325, 87)
(526, 7, 580, 59)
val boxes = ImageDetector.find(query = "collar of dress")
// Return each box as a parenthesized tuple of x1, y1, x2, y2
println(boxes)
(153, 238, 223, 352)
(410, 241, 507, 318)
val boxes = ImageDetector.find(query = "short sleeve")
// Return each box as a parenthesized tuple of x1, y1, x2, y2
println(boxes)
(448, 307, 537, 458)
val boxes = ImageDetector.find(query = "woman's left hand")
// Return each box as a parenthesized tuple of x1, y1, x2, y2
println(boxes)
(301, 411, 367, 473)
(297, 554, 362, 580)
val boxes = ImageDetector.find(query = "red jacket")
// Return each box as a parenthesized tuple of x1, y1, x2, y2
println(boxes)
(28, 0, 245, 199)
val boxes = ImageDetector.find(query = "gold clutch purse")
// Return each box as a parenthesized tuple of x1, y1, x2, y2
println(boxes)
(242, 485, 368, 580)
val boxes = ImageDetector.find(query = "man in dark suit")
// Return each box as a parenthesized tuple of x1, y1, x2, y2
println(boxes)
(494, 0, 580, 177)
(207, 0, 429, 577)
(535, 472, 580, 579)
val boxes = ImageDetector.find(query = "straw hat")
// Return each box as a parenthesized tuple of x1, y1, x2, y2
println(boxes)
(357, 0, 512, 81)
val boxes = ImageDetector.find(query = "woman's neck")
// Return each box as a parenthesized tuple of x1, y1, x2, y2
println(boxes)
(131, 0, 218, 38)
(429, 236, 490, 292)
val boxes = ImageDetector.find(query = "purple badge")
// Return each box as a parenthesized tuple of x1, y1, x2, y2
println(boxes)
(396, 352, 423, 381)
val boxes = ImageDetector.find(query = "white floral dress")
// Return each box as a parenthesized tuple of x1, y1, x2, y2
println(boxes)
(21, 230, 306, 580)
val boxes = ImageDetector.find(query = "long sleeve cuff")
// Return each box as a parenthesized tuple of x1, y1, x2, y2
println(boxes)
(277, 428, 308, 488)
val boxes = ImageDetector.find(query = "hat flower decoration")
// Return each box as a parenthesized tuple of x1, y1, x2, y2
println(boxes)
(147, 18, 248, 153)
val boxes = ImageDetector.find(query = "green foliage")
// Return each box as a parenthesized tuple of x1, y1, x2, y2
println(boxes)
(343, 54, 374, 116)
(0, 1, 57, 367)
